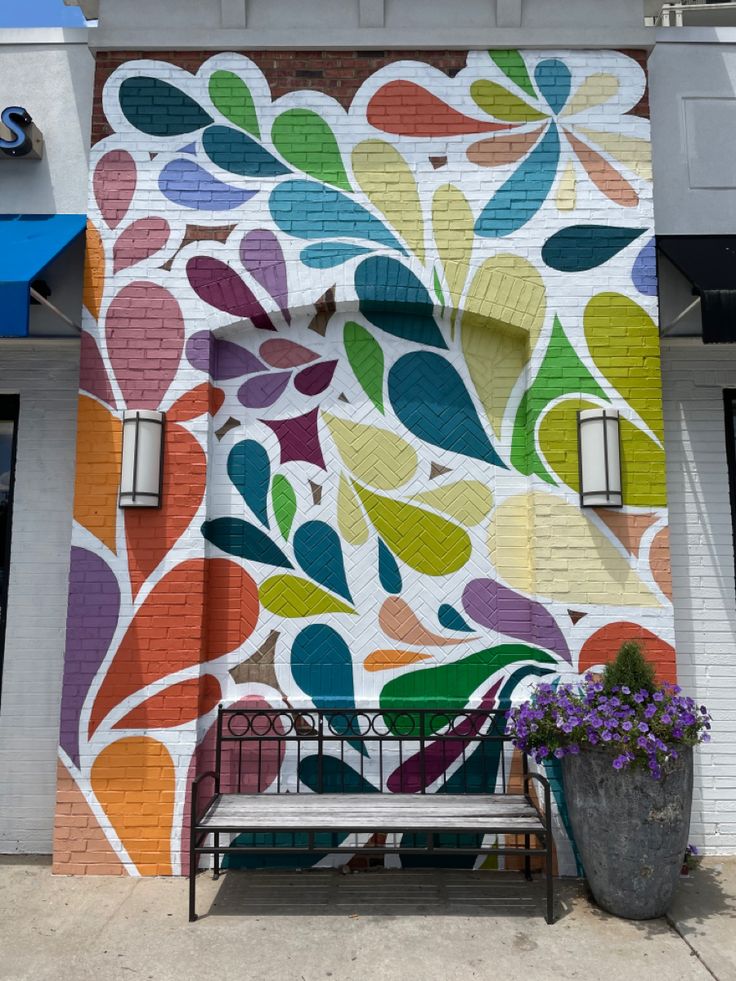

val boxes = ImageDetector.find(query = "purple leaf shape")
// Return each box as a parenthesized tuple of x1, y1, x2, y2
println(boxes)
(185, 330, 266, 379)
(80, 331, 116, 408)
(60, 548, 121, 767)
(241, 229, 291, 324)
(386, 680, 501, 793)
(187, 256, 276, 331)
(159, 158, 257, 211)
(238, 371, 291, 409)
(462, 579, 571, 662)
(294, 360, 337, 396)
(632, 237, 657, 297)
(113, 217, 170, 273)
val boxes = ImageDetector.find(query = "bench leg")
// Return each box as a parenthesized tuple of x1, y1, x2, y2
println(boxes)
(544, 833, 554, 925)
(213, 833, 220, 881)
(189, 838, 198, 922)
(524, 834, 532, 882)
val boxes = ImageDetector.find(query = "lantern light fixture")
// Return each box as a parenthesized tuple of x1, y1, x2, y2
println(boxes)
(119, 409, 165, 508)
(577, 407, 622, 508)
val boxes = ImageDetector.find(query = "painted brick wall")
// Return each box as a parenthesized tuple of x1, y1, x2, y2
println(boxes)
(55, 47, 671, 878)
(0, 341, 79, 854)
(662, 340, 736, 853)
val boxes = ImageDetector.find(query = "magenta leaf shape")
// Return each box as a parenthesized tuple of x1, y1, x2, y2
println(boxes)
(262, 407, 326, 469)
(187, 256, 276, 331)
(294, 360, 337, 396)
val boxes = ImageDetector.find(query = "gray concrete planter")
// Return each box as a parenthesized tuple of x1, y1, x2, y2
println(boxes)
(561, 746, 693, 919)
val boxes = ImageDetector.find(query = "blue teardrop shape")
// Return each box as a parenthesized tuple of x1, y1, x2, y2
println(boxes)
(203, 124, 291, 178)
(301, 242, 373, 268)
(378, 539, 402, 594)
(632, 237, 657, 296)
(475, 124, 560, 237)
(291, 624, 355, 710)
(159, 159, 257, 210)
(438, 604, 473, 633)
(388, 351, 506, 468)
(355, 256, 448, 350)
(269, 179, 406, 253)
(294, 520, 353, 602)
(228, 440, 270, 528)
(534, 59, 571, 115)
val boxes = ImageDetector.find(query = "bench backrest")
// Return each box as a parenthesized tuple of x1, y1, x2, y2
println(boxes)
(214, 706, 519, 796)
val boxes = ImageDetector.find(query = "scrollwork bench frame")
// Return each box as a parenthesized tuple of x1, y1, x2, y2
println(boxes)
(189, 706, 554, 923)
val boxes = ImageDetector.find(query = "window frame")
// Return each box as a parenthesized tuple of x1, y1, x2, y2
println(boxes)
(0, 394, 19, 707)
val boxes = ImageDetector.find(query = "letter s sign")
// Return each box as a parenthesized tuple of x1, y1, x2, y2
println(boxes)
(0, 107, 43, 159)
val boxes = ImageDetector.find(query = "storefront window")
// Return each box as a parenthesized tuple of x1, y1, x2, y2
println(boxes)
(0, 395, 18, 700)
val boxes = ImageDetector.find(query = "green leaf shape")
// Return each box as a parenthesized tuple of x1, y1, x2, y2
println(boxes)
(470, 79, 547, 123)
(354, 482, 471, 576)
(209, 69, 260, 137)
(260, 574, 355, 617)
(271, 474, 297, 540)
(584, 292, 664, 441)
(271, 108, 351, 191)
(489, 50, 537, 99)
(202, 518, 293, 568)
(510, 315, 607, 482)
(380, 643, 556, 735)
(433, 267, 446, 310)
(228, 440, 270, 528)
(343, 321, 385, 414)
(119, 77, 213, 136)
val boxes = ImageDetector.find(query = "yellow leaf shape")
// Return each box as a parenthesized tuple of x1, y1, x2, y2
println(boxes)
(355, 482, 471, 576)
(556, 161, 577, 211)
(260, 575, 355, 617)
(470, 80, 548, 123)
(584, 293, 664, 441)
(352, 140, 425, 263)
(91, 737, 174, 875)
(489, 492, 661, 607)
(413, 480, 493, 527)
(561, 74, 619, 117)
(74, 395, 122, 553)
(324, 412, 418, 490)
(338, 473, 369, 545)
(83, 220, 104, 320)
(461, 255, 546, 434)
(574, 127, 652, 181)
(432, 184, 473, 312)
(538, 399, 667, 508)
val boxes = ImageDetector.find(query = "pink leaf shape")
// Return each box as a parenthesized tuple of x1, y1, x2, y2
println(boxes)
(105, 282, 184, 409)
(260, 339, 319, 369)
(187, 256, 276, 331)
(79, 331, 116, 408)
(113, 217, 170, 273)
(94, 150, 137, 229)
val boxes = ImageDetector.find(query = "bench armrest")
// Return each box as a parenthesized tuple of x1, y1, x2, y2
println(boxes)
(523, 771, 552, 830)
(191, 771, 217, 826)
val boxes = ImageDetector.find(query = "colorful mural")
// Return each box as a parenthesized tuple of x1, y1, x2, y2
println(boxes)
(54, 49, 673, 878)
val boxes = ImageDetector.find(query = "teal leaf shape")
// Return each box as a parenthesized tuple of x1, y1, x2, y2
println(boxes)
(438, 604, 473, 633)
(202, 517, 293, 568)
(269, 180, 406, 253)
(378, 539, 402, 594)
(120, 77, 213, 136)
(203, 125, 291, 177)
(355, 256, 447, 350)
(343, 320, 384, 414)
(228, 440, 270, 528)
(301, 242, 373, 269)
(534, 59, 571, 115)
(475, 123, 560, 238)
(299, 755, 378, 794)
(388, 351, 505, 468)
(293, 520, 353, 602)
(542, 225, 646, 273)
(291, 624, 355, 712)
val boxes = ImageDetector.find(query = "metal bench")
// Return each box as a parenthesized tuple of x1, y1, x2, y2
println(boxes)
(188, 706, 554, 923)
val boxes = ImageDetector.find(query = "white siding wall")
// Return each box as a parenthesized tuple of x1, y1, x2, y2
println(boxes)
(662, 340, 736, 852)
(0, 341, 79, 854)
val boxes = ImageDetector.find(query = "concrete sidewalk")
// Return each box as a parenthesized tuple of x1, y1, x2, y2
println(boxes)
(0, 857, 733, 981)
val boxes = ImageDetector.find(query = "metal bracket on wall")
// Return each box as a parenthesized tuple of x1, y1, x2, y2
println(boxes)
(359, 0, 385, 27)
(220, 0, 248, 27)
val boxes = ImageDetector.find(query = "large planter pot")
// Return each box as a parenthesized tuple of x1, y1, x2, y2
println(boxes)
(561, 746, 693, 919)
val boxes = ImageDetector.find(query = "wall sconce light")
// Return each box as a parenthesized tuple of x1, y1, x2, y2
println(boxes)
(577, 408, 622, 508)
(119, 410, 165, 508)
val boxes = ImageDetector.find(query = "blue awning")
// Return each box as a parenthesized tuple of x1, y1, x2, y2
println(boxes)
(0, 214, 87, 337)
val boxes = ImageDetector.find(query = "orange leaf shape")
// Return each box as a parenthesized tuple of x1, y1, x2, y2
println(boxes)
(53, 760, 127, 875)
(565, 130, 638, 207)
(90, 558, 258, 735)
(467, 125, 546, 167)
(91, 737, 175, 875)
(74, 395, 122, 554)
(168, 383, 225, 423)
(83, 220, 104, 320)
(379, 596, 476, 647)
(650, 527, 672, 600)
(364, 649, 432, 672)
(125, 423, 207, 596)
(579, 622, 676, 685)
(367, 80, 513, 137)
(113, 674, 222, 729)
